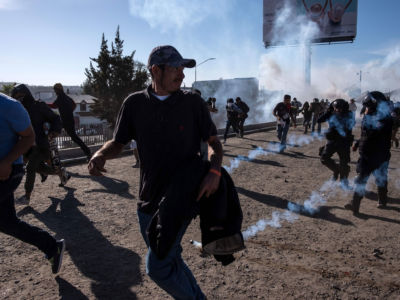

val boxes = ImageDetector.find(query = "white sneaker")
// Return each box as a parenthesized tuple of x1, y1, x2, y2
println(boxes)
(59, 168, 71, 187)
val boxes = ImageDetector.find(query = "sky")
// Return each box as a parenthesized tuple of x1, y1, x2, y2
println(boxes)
(0, 0, 400, 97)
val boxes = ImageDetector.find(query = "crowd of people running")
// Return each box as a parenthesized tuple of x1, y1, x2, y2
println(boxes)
(1, 44, 400, 299)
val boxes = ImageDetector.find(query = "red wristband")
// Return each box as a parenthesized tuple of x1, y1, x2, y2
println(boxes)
(209, 169, 221, 177)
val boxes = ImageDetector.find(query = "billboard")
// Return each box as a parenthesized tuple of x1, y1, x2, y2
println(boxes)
(263, 0, 358, 46)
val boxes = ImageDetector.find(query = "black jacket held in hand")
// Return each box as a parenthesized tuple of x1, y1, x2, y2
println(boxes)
(146, 157, 244, 262)
(21, 95, 62, 148)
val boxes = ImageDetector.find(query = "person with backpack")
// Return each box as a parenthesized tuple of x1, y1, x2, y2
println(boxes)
(223, 98, 242, 143)
(300, 101, 312, 134)
(11, 84, 65, 205)
(48, 83, 91, 161)
(310, 98, 322, 134)
(235, 97, 249, 138)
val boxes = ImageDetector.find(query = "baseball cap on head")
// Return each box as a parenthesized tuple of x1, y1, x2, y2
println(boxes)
(53, 83, 64, 91)
(147, 45, 196, 69)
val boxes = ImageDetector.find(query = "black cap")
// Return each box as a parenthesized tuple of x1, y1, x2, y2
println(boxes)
(147, 45, 196, 69)
(11, 84, 32, 99)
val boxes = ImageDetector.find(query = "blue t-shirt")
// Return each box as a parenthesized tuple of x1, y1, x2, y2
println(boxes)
(0, 93, 31, 164)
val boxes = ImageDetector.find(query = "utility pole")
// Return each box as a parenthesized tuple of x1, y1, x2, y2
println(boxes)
(194, 58, 216, 87)
(304, 43, 311, 86)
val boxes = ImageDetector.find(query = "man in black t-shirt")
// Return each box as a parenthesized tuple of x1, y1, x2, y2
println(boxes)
(235, 97, 249, 138)
(49, 83, 91, 161)
(88, 45, 223, 300)
(273, 94, 296, 152)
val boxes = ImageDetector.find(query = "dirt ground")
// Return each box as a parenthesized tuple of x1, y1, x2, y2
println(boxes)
(1, 124, 400, 299)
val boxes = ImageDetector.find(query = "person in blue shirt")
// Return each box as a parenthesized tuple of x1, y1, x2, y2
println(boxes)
(0, 92, 65, 274)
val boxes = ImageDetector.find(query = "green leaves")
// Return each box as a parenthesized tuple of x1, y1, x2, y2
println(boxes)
(83, 26, 149, 126)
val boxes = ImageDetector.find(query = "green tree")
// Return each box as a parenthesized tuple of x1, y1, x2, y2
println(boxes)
(84, 26, 149, 125)
(1, 83, 16, 96)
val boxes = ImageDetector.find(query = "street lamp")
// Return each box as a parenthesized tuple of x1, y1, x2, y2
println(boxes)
(357, 70, 369, 95)
(194, 57, 216, 85)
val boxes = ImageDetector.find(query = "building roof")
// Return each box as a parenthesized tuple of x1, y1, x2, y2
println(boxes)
(69, 94, 97, 104)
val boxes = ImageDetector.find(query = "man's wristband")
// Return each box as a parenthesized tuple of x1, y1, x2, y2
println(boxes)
(209, 168, 221, 177)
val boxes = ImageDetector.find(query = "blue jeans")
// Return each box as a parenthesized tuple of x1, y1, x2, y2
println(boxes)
(137, 211, 205, 300)
(0, 165, 56, 257)
(277, 122, 290, 148)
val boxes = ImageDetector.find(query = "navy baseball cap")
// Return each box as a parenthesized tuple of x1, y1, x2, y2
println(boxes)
(147, 45, 196, 69)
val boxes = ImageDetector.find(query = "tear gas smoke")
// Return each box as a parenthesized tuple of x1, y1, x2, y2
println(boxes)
(242, 210, 298, 240)
(0, 0, 22, 10)
(128, 0, 229, 31)
(224, 132, 324, 173)
(242, 178, 354, 240)
(326, 113, 355, 137)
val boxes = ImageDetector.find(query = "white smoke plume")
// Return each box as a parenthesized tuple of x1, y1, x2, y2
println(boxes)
(242, 210, 298, 240)
(0, 0, 23, 10)
(128, 0, 230, 32)
(242, 178, 354, 240)
(223, 132, 323, 174)
(258, 1, 400, 123)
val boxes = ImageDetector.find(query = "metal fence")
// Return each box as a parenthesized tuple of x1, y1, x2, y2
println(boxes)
(56, 123, 114, 149)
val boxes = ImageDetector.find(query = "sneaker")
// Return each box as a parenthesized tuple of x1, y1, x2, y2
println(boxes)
(59, 169, 71, 187)
(131, 162, 140, 168)
(344, 202, 359, 215)
(40, 173, 48, 183)
(16, 195, 30, 205)
(344, 202, 353, 210)
(48, 239, 66, 274)
(377, 202, 387, 209)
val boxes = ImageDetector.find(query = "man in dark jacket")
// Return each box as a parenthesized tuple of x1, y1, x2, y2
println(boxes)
(11, 84, 64, 205)
(235, 97, 249, 138)
(300, 101, 312, 133)
(273, 94, 296, 152)
(391, 103, 400, 148)
(89, 45, 226, 300)
(49, 83, 91, 161)
(345, 91, 393, 214)
(310, 98, 322, 134)
(318, 99, 355, 188)
(223, 98, 241, 143)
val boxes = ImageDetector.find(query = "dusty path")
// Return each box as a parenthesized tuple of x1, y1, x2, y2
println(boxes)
(1, 125, 400, 299)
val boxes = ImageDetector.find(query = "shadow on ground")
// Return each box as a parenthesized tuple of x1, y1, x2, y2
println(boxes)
(223, 153, 285, 167)
(18, 187, 142, 300)
(68, 172, 134, 199)
(236, 186, 353, 226)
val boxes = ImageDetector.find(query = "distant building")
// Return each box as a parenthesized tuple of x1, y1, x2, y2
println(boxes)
(25, 85, 103, 127)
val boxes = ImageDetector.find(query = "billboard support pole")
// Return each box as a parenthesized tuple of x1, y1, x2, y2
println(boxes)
(305, 43, 311, 86)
